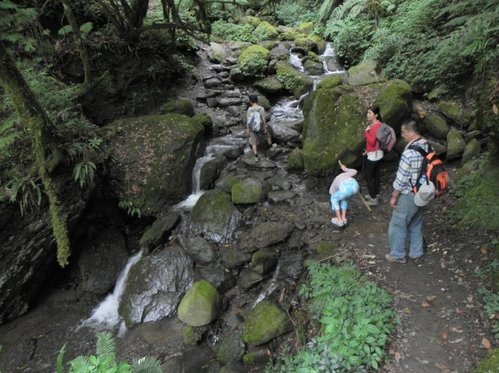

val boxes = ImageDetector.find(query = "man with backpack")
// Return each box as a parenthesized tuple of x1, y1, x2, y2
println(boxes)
(246, 95, 272, 158)
(386, 120, 432, 264)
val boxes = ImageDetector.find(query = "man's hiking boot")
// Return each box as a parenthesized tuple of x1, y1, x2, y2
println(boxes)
(384, 253, 407, 264)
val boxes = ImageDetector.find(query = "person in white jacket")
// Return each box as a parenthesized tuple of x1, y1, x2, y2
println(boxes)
(329, 161, 359, 227)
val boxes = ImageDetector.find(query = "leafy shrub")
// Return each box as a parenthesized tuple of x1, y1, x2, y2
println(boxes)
(211, 20, 256, 42)
(269, 262, 396, 371)
(237, 44, 270, 78)
(253, 21, 278, 41)
(274, 3, 315, 26)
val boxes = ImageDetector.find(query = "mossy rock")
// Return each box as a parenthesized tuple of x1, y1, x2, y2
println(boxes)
(242, 300, 293, 346)
(307, 34, 326, 54)
(317, 75, 343, 90)
(254, 76, 283, 95)
(303, 59, 323, 76)
(192, 113, 213, 136)
(215, 331, 245, 364)
(474, 348, 499, 373)
(253, 21, 278, 41)
(297, 22, 313, 34)
(105, 113, 205, 216)
(287, 148, 304, 171)
(315, 241, 337, 258)
(177, 280, 220, 327)
(276, 60, 313, 99)
(190, 190, 240, 243)
(347, 61, 386, 86)
(373, 79, 412, 131)
(182, 325, 206, 346)
(139, 212, 180, 252)
(237, 44, 271, 78)
(244, 16, 261, 28)
(461, 138, 481, 166)
(231, 178, 263, 204)
(160, 98, 195, 117)
(425, 114, 450, 140)
(446, 128, 466, 161)
(279, 31, 298, 41)
(438, 101, 465, 125)
(302, 89, 365, 175)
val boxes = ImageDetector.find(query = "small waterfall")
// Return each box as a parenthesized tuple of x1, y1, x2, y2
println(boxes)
(289, 52, 304, 72)
(252, 263, 281, 308)
(79, 251, 142, 331)
(320, 42, 346, 75)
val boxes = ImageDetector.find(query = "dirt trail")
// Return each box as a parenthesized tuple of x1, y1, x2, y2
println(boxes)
(329, 165, 494, 372)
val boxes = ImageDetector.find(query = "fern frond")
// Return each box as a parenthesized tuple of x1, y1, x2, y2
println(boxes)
(96, 332, 116, 363)
(55, 344, 66, 373)
(132, 356, 162, 373)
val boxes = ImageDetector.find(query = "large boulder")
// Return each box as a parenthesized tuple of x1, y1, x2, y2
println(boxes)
(425, 114, 450, 140)
(254, 76, 283, 95)
(231, 178, 263, 204)
(276, 61, 313, 98)
(238, 221, 294, 252)
(347, 61, 386, 86)
(104, 113, 205, 216)
(242, 300, 293, 346)
(190, 190, 241, 243)
(446, 128, 466, 161)
(373, 79, 412, 132)
(461, 139, 481, 165)
(438, 101, 465, 126)
(139, 212, 181, 253)
(119, 245, 193, 328)
(177, 280, 220, 327)
(253, 21, 278, 41)
(237, 45, 271, 78)
(301, 86, 365, 175)
(208, 42, 232, 63)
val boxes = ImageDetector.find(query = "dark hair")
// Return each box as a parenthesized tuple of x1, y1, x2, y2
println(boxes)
(368, 106, 382, 121)
(401, 120, 420, 134)
(248, 94, 258, 104)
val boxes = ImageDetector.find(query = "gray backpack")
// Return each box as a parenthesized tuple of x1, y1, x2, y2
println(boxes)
(247, 108, 262, 133)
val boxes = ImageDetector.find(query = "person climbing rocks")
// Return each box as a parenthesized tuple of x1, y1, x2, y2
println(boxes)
(246, 94, 273, 158)
(329, 160, 360, 228)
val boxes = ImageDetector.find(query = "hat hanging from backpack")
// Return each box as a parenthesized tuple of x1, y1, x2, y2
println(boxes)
(414, 181, 436, 207)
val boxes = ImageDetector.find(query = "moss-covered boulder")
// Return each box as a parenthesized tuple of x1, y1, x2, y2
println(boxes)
(105, 114, 205, 216)
(425, 114, 450, 140)
(297, 22, 313, 34)
(209, 42, 232, 63)
(231, 178, 263, 204)
(276, 60, 313, 98)
(446, 128, 466, 161)
(317, 75, 343, 90)
(438, 101, 465, 125)
(242, 300, 293, 346)
(238, 221, 295, 251)
(190, 190, 241, 243)
(178, 280, 220, 327)
(347, 61, 386, 86)
(287, 148, 305, 171)
(139, 212, 180, 253)
(244, 16, 261, 28)
(303, 59, 323, 76)
(461, 138, 481, 165)
(279, 30, 298, 41)
(160, 98, 195, 117)
(253, 21, 278, 41)
(254, 76, 283, 95)
(191, 113, 213, 136)
(301, 87, 365, 175)
(373, 79, 412, 131)
(237, 45, 271, 78)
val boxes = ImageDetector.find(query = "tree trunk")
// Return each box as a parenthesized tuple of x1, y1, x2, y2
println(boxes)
(61, 0, 92, 87)
(0, 41, 71, 267)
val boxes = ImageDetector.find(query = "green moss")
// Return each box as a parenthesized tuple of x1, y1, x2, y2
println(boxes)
(177, 280, 220, 327)
(316, 75, 343, 90)
(276, 61, 313, 98)
(231, 178, 262, 204)
(237, 44, 271, 78)
(244, 16, 261, 28)
(373, 79, 412, 129)
(253, 21, 278, 41)
(438, 101, 464, 124)
(315, 241, 337, 258)
(297, 22, 313, 34)
(182, 325, 204, 346)
(474, 348, 499, 373)
(287, 148, 304, 171)
(242, 354, 255, 365)
(451, 158, 499, 232)
(242, 300, 292, 345)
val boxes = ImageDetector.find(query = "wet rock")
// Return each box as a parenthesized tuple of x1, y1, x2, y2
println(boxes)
(215, 330, 245, 364)
(78, 229, 129, 295)
(242, 300, 292, 346)
(182, 324, 208, 346)
(231, 178, 264, 204)
(119, 245, 193, 328)
(238, 269, 264, 290)
(275, 60, 313, 98)
(250, 248, 279, 275)
(221, 246, 251, 269)
(179, 236, 216, 264)
(178, 280, 221, 327)
(190, 190, 241, 243)
(139, 212, 181, 253)
(238, 221, 294, 252)
(303, 59, 323, 76)
(278, 250, 305, 283)
(204, 77, 223, 88)
(267, 191, 297, 204)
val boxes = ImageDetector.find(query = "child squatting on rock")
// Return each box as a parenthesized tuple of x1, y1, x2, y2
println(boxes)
(329, 161, 360, 228)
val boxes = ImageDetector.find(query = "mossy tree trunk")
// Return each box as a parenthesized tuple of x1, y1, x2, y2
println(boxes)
(61, 0, 92, 87)
(0, 41, 71, 267)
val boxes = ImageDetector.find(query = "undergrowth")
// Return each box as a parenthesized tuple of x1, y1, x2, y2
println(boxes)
(268, 261, 397, 372)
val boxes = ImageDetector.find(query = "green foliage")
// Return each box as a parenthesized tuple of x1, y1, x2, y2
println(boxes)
(56, 332, 162, 373)
(269, 261, 396, 372)
(118, 199, 142, 218)
(2, 176, 42, 216)
(450, 158, 499, 232)
(237, 44, 271, 78)
(73, 161, 96, 188)
(478, 286, 499, 339)
(211, 20, 256, 42)
(274, 3, 315, 26)
(0, 0, 39, 52)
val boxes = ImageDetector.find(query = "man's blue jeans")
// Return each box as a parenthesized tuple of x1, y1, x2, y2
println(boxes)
(388, 193, 424, 259)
